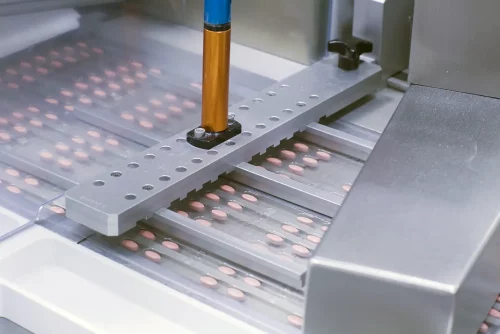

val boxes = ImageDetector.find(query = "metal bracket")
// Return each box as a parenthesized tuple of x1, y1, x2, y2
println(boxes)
(65, 56, 382, 235)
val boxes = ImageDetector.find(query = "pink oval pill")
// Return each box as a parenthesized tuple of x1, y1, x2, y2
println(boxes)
(292, 244, 310, 257)
(5, 68, 17, 75)
(108, 82, 121, 91)
(89, 75, 103, 84)
(76, 42, 87, 48)
(266, 157, 282, 167)
(94, 89, 107, 98)
(64, 56, 77, 63)
(227, 201, 243, 212)
(106, 138, 119, 146)
(63, 46, 74, 52)
(0, 117, 8, 125)
(200, 276, 218, 288)
(122, 77, 135, 85)
(117, 66, 129, 73)
(35, 55, 46, 63)
(144, 250, 161, 262)
(0, 132, 10, 142)
(22, 75, 35, 83)
(205, 193, 220, 202)
(190, 83, 202, 90)
(12, 112, 24, 120)
(7, 83, 19, 89)
(7, 185, 21, 194)
(244, 277, 261, 288)
(220, 184, 236, 194)
(27, 107, 40, 113)
(104, 70, 116, 78)
(39, 151, 53, 161)
(61, 90, 73, 97)
(479, 323, 489, 333)
(164, 93, 177, 101)
(20, 62, 32, 69)
(87, 130, 101, 138)
(297, 216, 313, 225)
(288, 164, 304, 175)
(91, 145, 104, 153)
(6, 168, 20, 177)
(45, 98, 59, 105)
(183, 100, 197, 109)
(13, 125, 27, 134)
(56, 143, 70, 153)
(162, 240, 180, 251)
(176, 210, 189, 218)
(293, 143, 309, 152)
(211, 209, 228, 221)
(49, 50, 60, 57)
(149, 99, 163, 107)
(154, 112, 168, 121)
(287, 315, 304, 328)
(280, 150, 296, 160)
(92, 47, 104, 54)
(135, 105, 148, 113)
(130, 61, 143, 69)
(489, 309, 500, 318)
(58, 157, 73, 170)
(149, 68, 162, 75)
(121, 113, 134, 121)
(80, 51, 90, 58)
(266, 234, 284, 245)
(343, 184, 352, 192)
(51, 61, 63, 68)
(121, 239, 139, 252)
(189, 201, 205, 212)
(75, 82, 89, 90)
(282, 225, 299, 234)
(218, 266, 236, 276)
(316, 151, 331, 161)
(79, 97, 93, 105)
(241, 194, 258, 203)
(196, 219, 212, 227)
(36, 67, 49, 75)
(45, 113, 58, 121)
(74, 151, 89, 161)
(72, 137, 85, 145)
(50, 205, 66, 215)
(136, 72, 148, 80)
(279, 173, 291, 179)
(227, 288, 245, 301)
(303, 157, 319, 167)
(321, 226, 329, 232)
(29, 119, 43, 127)
(168, 106, 183, 115)
(139, 120, 154, 129)
(307, 235, 322, 244)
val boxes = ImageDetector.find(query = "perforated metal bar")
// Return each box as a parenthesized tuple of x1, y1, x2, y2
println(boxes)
(65, 57, 382, 235)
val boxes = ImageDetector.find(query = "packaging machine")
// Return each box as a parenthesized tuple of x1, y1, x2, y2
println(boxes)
(0, 1, 498, 333)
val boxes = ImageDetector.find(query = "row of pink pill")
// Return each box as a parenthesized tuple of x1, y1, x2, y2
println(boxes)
(479, 295, 500, 333)
(177, 185, 322, 257)
(121, 231, 304, 328)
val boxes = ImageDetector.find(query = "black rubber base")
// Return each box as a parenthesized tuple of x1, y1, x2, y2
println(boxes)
(187, 121, 242, 150)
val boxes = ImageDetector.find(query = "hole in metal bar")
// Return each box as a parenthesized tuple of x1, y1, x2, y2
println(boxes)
(253, 98, 263, 103)
(128, 162, 139, 169)
(111, 171, 122, 177)
(256, 123, 266, 129)
(241, 131, 252, 137)
(160, 146, 171, 151)
(207, 150, 218, 155)
(269, 116, 280, 122)
(159, 175, 171, 181)
(296, 102, 307, 107)
(283, 109, 293, 114)
(93, 180, 105, 186)
(226, 141, 236, 146)
(176, 138, 187, 143)
(176, 166, 187, 172)
(142, 184, 154, 191)
(266, 91, 277, 96)
(144, 154, 156, 160)
(280, 84, 290, 88)
(192, 158, 203, 163)
(309, 94, 320, 99)
(239, 105, 250, 111)
(124, 194, 136, 200)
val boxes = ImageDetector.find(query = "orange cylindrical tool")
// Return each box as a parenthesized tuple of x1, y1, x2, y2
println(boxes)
(201, 28, 231, 133)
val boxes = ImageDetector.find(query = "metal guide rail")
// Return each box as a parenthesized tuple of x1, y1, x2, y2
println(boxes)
(65, 57, 382, 235)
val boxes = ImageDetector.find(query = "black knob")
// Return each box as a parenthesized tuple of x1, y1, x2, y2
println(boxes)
(327, 39, 373, 71)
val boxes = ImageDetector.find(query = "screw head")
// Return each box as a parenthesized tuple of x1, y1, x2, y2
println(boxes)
(194, 127, 206, 138)
(228, 113, 235, 122)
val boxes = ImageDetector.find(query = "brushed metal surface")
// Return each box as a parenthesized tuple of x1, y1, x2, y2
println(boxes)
(305, 85, 500, 334)
(409, 0, 500, 98)
(139, 0, 330, 64)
